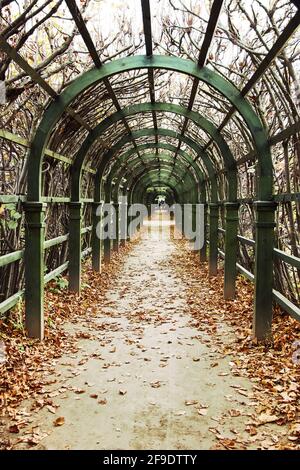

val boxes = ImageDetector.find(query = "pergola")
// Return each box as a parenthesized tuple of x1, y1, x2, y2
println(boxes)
(0, 0, 299, 340)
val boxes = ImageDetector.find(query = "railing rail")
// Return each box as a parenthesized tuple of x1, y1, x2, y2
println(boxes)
(0, 227, 93, 314)
(217, 231, 300, 322)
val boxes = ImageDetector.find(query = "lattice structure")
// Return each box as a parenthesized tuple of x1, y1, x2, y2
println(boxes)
(0, 0, 299, 340)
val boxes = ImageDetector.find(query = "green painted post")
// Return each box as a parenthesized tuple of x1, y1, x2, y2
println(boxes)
(119, 199, 127, 247)
(103, 203, 112, 263)
(173, 203, 181, 234)
(69, 202, 82, 292)
(24, 202, 46, 339)
(200, 203, 208, 262)
(113, 202, 119, 251)
(192, 204, 200, 254)
(224, 202, 240, 299)
(253, 201, 277, 341)
(127, 204, 131, 241)
(92, 201, 102, 271)
(209, 203, 219, 276)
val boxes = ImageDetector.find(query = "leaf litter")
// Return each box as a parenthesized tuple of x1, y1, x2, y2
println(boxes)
(1, 228, 299, 450)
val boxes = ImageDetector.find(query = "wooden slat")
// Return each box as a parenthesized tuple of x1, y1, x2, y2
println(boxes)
(0, 129, 95, 173)
(0, 249, 23, 267)
(274, 248, 300, 269)
(0, 290, 24, 314)
(273, 290, 300, 321)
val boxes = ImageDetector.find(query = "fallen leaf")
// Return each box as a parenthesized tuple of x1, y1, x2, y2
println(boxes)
(98, 398, 107, 405)
(174, 410, 186, 416)
(53, 416, 65, 427)
(8, 424, 20, 434)
(150, 381, 161, 388)
(246, 425, 257, 436)
(46, 405, 57, 414)
(257, 413, 279, 425)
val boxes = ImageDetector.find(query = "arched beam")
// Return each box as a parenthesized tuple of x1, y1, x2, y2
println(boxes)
(118, 161, 197, 201)
(109, 154, 203, 204)
(103, 140, 206, 200)
(108, 153, 200, 196)
(128, 168, 192, 205)
(93, 136, 220, 203)
(29, 55, 271, 202)
(99, 128, 215, 197)
(69, 105, 236, 202)
(25, 55, 275, 341)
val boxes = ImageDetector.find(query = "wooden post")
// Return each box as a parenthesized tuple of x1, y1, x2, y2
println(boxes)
(253, 201, 277, 340)
(24, 201, 46, 339)
(208, 203, 219, 276)
(69, 202, 82, 292)
(224, 202, 239, 299)
(200, 203, 207, 262)
(119, 199, 127, 247)
(92, 201, 102, 271)
(113, 202, 119, 251)
(103, 203, 112, 263)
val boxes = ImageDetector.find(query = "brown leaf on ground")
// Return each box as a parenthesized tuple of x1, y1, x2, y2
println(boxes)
(150, 381, 161, 388)
(257, 413, 280, 425)
(8, 424, 20, 434)
(98, 398, 107, 405)
(185, 400, 198, 406)
(53, 416, 65, 427)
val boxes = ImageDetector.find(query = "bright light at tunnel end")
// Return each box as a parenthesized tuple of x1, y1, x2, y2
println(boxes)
(96, 198, 205, 251)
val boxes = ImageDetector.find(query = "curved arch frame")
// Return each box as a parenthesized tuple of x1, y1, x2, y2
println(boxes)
(96, 128, 217, 202)
(104, 142, 205, 199)
(67, 103, 237, 202)
(25, 55, 275, 341)
(29, 55, 271, 201)
(109, 153, 203, 204)
(124, 164, 197, 204)
(109, 155, 200, 201)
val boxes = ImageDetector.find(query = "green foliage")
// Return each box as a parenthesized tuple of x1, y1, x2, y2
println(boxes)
(9, 300, 24, 332)
(50, 276, 69, 293)
(1, 203, 22, 231)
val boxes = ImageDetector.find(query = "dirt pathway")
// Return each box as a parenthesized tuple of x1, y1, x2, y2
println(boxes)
(1, 215, 293, 450)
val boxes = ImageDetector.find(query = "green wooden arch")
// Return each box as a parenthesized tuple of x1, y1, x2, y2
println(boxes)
(29, 55, 272, 201)
(24, 54, 276, 343)
(108, 151, 204, 203)
(130, 169, 188, 202)
(70, 104, 236, 202)
(138, 182, 179, 201)
(103, 140, 206, 199)
(129, 170, 200, 211)
(113, 160, 198, 203)
(95, 128, 217, 202)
